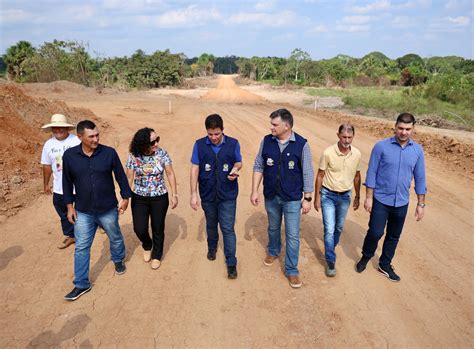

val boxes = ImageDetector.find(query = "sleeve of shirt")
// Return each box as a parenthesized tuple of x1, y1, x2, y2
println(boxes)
(302, 142, 315, 192)
(40, 143, 51, 165)
(62, 151, 74, 205)
(414, 145, 427, 195)
(112, 149, 132, 199)
(125, 153, 135, 170)
(191, 142, 200, 165)
(234, 141, 242, 162)
(364, 143, 382, 188)
(318, 149, 328, 171)
(161, 149, 172, 166)
(253, 140, 265, 173)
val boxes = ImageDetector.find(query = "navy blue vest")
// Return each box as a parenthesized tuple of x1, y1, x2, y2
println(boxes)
(197, 136, 239, 202)
(262, 133, 306, 201)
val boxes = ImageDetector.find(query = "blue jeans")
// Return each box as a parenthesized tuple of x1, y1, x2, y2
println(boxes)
(320, 187, 352, 264)
(362, 198, 408, 267)
(74, 208, 126, 289)
(53, 193, 74, 238)
(201, 199, 237, 266)
(265, 195, 301, 276)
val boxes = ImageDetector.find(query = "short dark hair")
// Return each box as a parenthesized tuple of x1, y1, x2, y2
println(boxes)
(338, 123, 355, 135)
(396, 112, 416, 125)
(129, 127, 155, 157)
(77, 120, 96, 134)
(270, 108, 293, 128)
(205, 114, 223, 130)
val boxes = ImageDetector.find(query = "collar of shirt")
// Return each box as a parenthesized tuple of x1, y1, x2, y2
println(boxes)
(75, 143, 103, 157)
(390, 136, 413, 147)
(272, 131, 295, 145)
(205, 134, 226, 146)
(334, 143, 352, 157)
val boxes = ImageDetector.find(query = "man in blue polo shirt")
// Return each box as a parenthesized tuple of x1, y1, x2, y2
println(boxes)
(190, 114, 242, 279)
(356, 112, 427, 282)
(62, 120, 132, 301)
(251, 108, 314, 289)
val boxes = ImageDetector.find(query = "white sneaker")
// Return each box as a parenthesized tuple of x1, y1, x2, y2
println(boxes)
(143, 250, 152, 262)
(151, 259, 161, 270)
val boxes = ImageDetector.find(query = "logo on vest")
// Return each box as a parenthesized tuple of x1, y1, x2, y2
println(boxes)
(288, 160, 295, 170)
(205, 164, 211, 171)
(223, 164, 229, 172)
(266, 158, 274, 166)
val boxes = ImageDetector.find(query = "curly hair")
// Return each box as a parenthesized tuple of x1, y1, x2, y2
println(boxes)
(129, 127, 155, 157)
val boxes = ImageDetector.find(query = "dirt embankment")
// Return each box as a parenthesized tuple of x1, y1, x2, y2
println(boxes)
(0, 84, 101, 216)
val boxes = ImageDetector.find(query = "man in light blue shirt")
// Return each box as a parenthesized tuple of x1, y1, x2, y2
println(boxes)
(356, 113, 427, 282)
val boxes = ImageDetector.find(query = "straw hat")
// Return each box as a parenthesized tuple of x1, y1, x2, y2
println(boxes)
(41, 114, 74, 129)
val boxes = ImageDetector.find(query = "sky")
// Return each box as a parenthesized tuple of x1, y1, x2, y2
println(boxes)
(1, 0, 473, 60)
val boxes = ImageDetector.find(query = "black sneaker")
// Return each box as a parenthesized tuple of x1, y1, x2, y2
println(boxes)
(378, 265, 401, 282)
(326, 262, 336, 277)
(114, 261, 126, 275)
(227, 265, 238, 279)
(207, 249, 217, 261)
(64, 286, 91, 301)
(355, 256, 370, 273)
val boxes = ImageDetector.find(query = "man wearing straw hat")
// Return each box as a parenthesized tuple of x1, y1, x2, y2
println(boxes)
(41, 113, 80, 249)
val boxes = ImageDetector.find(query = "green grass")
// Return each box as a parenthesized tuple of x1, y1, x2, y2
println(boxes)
(306, 86, 474, 126)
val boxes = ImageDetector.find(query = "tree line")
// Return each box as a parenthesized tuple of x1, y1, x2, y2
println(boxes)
(2, 40, 473, 107)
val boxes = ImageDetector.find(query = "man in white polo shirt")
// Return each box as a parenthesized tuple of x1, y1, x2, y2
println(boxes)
(41, 114, 80, 249)
(314, 124, 361, 277)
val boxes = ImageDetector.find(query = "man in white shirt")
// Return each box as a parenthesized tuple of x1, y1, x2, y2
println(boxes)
(41, 114, 80, 249)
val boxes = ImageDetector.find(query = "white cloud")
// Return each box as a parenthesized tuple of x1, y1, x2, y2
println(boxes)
(340, 15, 371, 24)
(65, 4, 96, 21)
(447, 16, 470, 26)
(150, 5, 221, 28)
(350, 0, 390, 14)
(336, 24, 371, 33)
(228, 10, 307, 27)
(391, 16, 415, 28)
(255, 0, 276, 11)
(0, 9, 34, 23)
(102, 0, 163, 10)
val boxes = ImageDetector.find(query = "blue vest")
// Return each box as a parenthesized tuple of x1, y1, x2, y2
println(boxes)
(262, 133, 306, 201)
(197, 136, 239, 202)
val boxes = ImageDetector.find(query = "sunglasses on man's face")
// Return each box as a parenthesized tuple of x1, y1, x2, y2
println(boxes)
(149, 136, 160, 146)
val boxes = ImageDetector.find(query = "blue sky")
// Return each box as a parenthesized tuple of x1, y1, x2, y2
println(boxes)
(1, 0, 472, 59)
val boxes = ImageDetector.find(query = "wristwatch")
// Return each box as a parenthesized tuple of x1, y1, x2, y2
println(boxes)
(417, 203, 426, 208)
(304, 197, 312, 202)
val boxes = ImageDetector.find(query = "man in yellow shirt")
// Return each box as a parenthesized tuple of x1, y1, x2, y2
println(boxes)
(314, 124, 361, 277)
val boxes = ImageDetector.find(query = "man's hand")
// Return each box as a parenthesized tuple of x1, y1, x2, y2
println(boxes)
(353, 196, 360, 211)
(227, 168, 239, 181)
(67, 206, 77, 225)
(118, 199, 129, 214)
(415, 205, 425, 221)
(170, 195, 178, 209)
(250, 191, 260, 206)
(364, 197, 373, 213)
(314, 195, 321, 212)
(302, 199, 311, 214)
(190, 193, 199, 211)
(43, 185, 52, 195)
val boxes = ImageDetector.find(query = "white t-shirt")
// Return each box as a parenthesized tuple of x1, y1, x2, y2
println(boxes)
(41, 133, 81, 194)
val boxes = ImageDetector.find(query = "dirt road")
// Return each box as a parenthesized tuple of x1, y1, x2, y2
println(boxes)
(1, 75, 473, 348)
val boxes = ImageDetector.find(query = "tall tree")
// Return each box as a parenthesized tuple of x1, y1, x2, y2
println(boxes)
(288, 48, 310, 81)
(3, 40, 35, 81)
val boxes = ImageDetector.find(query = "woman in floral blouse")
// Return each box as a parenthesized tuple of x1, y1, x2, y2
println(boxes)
(126, 127, 178, 270)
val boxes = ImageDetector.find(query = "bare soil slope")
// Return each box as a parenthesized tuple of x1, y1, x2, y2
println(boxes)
(0, 75, 473, 348)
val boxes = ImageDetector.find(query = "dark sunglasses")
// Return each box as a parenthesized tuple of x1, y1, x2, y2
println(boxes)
(149, 136, 160, 145)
